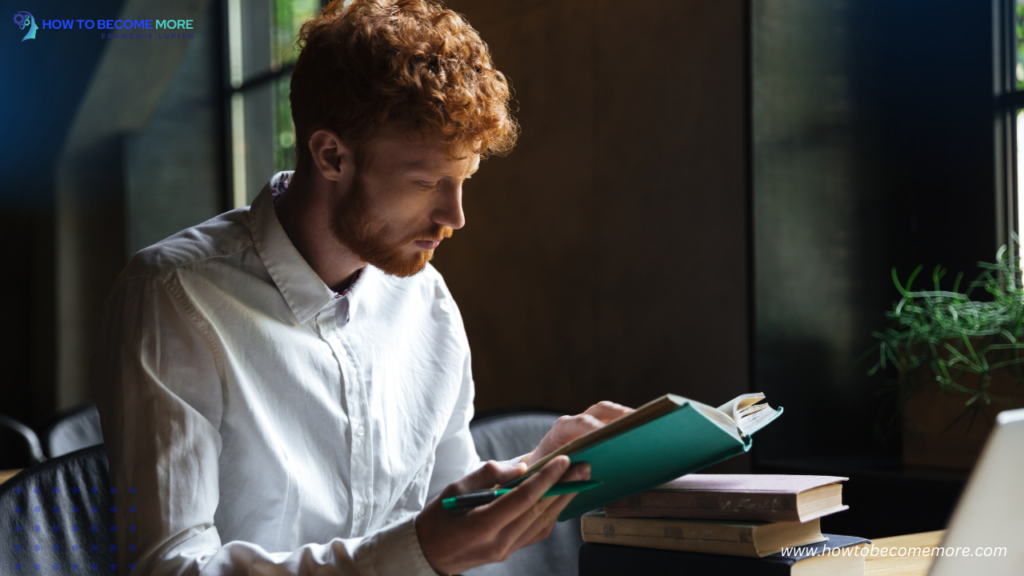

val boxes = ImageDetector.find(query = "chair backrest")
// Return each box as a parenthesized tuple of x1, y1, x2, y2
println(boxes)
(466, 411, 583, 576)
(0, 414, 46, 469)
(0, 445, 117, 572)
(40, 402, 105, 459)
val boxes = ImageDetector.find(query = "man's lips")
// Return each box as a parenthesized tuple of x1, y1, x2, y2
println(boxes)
(414, 239, 441, 250)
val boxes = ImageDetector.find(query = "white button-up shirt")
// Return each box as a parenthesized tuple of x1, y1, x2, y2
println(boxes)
(94, 172, 482, 575)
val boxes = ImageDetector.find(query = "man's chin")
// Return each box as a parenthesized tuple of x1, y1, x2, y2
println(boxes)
(370, 249, 433, 278)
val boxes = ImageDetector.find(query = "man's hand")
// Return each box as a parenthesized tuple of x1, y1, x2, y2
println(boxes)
(416, 456, 590, 575)
(526, 401, 633, 466)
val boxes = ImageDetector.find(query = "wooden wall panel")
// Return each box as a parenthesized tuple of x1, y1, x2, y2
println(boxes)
(435, 0, 750, 426)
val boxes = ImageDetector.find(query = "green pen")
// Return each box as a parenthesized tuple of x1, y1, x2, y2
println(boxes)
(442, 480, 602, 511)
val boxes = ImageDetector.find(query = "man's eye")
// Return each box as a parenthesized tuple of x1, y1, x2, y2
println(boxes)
(415, 181, 437, 189)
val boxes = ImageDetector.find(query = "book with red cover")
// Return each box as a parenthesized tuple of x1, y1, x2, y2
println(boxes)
(603, 474, 848, 523)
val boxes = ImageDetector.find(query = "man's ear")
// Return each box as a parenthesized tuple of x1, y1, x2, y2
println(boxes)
(308, 129, 354, 182)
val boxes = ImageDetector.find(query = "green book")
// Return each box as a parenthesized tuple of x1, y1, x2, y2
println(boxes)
(502, 393, 783, 521)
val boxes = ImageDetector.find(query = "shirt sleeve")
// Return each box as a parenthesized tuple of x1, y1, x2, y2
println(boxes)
(93, 274, 438, 576)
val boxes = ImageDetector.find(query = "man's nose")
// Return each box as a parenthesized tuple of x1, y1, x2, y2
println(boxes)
(434, 183, 466, 230)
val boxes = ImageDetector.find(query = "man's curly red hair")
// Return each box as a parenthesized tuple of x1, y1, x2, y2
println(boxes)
(290, 0, 518, 172)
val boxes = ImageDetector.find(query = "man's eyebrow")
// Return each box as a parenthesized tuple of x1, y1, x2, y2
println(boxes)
(401, 160, 480, 178)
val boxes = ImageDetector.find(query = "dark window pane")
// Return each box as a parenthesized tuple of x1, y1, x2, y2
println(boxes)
(241, 0, 272, 84)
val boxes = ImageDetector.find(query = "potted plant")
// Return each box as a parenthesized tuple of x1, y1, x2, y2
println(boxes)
(863, 240, 1024, 471)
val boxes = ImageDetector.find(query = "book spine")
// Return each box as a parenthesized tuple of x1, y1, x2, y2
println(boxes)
(580, 515, 761, 558)
(604, 491, 801, 522)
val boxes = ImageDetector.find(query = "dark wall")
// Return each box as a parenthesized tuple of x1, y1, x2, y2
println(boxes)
(0, 0, 128, 423)
(125, 1, 225, 260)
(753, 0, 997, 461)
(0, 0, 220, 422)
(438, 0, 751, 433)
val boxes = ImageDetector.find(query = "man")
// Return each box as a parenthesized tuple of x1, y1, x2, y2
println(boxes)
(94, 0, 631, 574)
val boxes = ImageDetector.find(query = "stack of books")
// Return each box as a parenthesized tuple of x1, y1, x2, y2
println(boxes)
(579, 474, 870, 576)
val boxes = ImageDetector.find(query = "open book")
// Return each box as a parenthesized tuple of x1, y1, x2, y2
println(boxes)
(504, 392, 783, 521)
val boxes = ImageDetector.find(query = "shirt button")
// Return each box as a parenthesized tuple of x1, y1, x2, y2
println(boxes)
(356, 425, 365, 437)
(358, 507, 366, 518)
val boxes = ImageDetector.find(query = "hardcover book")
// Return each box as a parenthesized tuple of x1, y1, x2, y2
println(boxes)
(604, 474, 848, 523)
(578, 535, 871, 576)
(581, 511, 826, 557)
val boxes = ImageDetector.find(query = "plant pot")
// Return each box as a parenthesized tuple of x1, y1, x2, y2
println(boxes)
(903, 366, 1024, 471)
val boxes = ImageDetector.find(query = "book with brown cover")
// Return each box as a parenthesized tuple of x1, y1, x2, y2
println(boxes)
(603, 474, 848, 523)
(581, 512, 828, 558)
(578, 535, 871, 576)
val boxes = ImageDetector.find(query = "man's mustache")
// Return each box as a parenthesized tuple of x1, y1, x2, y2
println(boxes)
(418, 226, 454, 241)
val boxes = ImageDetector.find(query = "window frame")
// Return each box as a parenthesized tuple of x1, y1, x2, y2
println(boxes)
(222, 0, 329, 209)
(996, 0, 1024, 250)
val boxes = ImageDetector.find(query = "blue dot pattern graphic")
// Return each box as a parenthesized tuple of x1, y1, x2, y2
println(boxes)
(8, 486, 138, 572)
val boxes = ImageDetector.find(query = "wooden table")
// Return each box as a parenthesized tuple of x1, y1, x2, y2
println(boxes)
(865, 530, 946, 576)
(0, 468, 23, 486)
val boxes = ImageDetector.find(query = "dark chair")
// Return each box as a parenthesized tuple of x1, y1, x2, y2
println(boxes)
(39, 402, 105, 459)
(0, 445, 117, 572)
(0, 414, 46, 469)
(465, 410, 583, 576)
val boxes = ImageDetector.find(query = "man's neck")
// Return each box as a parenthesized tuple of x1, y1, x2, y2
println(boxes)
(272, 169, 366, 292)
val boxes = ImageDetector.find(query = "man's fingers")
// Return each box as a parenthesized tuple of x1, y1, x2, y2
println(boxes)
(554, 413, 607, 442)
(505, 462, 592, 548)
(444, 460, 526, 498)
(583, 401, 633, 424)
(481, 455, 570, 522)
(517, 492, 575, 549)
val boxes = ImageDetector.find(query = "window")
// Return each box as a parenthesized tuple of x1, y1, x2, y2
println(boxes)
(226, 0, 324, 207)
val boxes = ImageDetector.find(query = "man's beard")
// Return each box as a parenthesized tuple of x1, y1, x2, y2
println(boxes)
(329, 172, 453, 278)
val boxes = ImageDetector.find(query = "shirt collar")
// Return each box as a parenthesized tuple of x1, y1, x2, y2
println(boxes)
(251, 171, 373, 325)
